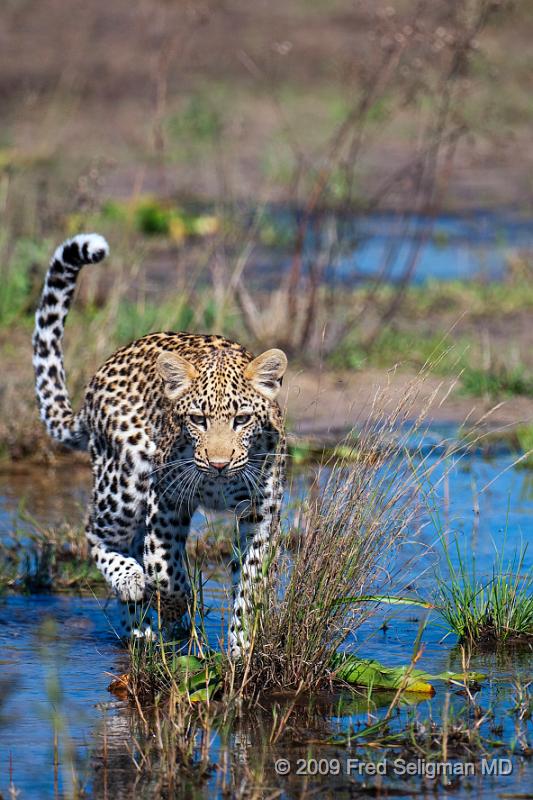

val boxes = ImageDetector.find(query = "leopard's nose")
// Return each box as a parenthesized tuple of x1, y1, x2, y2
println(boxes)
(209, 460, 230, 473)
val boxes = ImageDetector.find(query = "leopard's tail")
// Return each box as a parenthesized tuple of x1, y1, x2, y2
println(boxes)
(32, 233, 109, 449)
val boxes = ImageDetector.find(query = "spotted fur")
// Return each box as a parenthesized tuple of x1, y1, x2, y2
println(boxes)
(33, 234, 287, 655)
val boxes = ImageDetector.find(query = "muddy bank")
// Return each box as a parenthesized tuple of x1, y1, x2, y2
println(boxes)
(285, 367, 533, 439)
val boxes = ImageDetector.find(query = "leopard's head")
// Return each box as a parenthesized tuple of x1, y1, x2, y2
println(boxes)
(156, 347, 287, 477)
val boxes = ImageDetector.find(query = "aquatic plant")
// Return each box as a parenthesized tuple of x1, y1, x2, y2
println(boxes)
(435, 538, 533, 645)
(0, 515, 105, 595)
(236, 380, 448, 699)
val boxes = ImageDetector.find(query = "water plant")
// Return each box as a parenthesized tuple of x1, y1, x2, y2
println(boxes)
(435, 538, 533, 645)
(0, 514, 105, 595)
(516, 423, 533, 469)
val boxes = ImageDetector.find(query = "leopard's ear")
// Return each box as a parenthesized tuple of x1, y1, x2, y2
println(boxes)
(244, 348, 288, 400)
(156, 351, 199, 400)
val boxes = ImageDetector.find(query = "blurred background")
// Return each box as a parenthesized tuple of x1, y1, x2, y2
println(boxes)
(1, 0, 533, 455)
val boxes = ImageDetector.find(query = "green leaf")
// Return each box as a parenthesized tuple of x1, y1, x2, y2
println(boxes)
(169, 653, 223, 699)
(189, 683, 219, 702)
(330, 655, 434, 693)
(172, 655, 205, 672)
(330, 594, 434, 609)
(330, 654, 484, 694)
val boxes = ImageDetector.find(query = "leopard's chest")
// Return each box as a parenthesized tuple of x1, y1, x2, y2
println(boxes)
(198, 475, 253, 512)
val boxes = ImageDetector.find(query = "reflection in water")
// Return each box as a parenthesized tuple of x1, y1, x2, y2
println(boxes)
(0, 461, 90, 539)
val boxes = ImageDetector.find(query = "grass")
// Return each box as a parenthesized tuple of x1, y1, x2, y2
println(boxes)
(0, 515, 105, 595)
(113, 628, 530, 796)
(0, 235, 53, 327)
(21, 655, 533, 798)
(234, 381, 445, 699)
(2, 390, 531, 795)
(167, 94, 222, 146)
(460, 364, 533, 399)
(0, 510, 243, 596)
(516, 423, 533, 469)
(435, 538, 533, 645)
(330, 328, 470, 375)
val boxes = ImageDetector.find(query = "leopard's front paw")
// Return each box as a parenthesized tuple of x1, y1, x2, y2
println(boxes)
(116, 566, 146, 603)
(229, 628, 249, 661)
(131, 625, 158, 641)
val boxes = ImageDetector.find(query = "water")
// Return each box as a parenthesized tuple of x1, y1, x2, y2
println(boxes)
(333, 210, 533, 283)
(250, 208, 533, 286)
(0, 434, 531, 799)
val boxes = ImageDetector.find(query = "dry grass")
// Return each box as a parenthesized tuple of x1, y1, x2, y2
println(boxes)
(236, 374, 447, 700)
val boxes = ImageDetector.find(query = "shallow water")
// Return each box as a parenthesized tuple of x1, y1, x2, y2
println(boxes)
(248, 208, 533, 286)
(0, 431, 532, 799)
(334, 210, 533, 283)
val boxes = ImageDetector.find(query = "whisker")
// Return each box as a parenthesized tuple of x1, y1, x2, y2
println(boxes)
(243, 465, 263, 497)
(249, 452, 292, 459)
(149, 457, 196, 477)
(176, 466, 201, 519)
(246, 462, 268, 483)
(160, 464, 196, 504)
(241, 471, 255, 501)
(188, 472, 203, 517)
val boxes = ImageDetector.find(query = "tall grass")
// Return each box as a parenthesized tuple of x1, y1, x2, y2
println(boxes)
(227, 376, 450, 700)
(435, 538, 533, 645)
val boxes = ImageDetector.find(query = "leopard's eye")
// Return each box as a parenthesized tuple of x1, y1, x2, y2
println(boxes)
(234, 413, 252, 428)
(189, 414, 208, 429)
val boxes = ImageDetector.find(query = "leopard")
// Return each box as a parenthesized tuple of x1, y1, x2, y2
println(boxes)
(32, 233, 287, 656)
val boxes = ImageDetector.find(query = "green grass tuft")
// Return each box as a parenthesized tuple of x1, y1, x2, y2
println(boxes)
(435, 538, 533, 645)
(459, 364, 533, 399)
(0, 519, 105, 595)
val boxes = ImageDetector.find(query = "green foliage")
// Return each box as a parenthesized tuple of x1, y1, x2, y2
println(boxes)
(111, 295, 236, 349)
(130, 643, 483, 703)
(0, 237, 51, 325)
(396, 278, 533, 318)
(0, 520, 105, 595)
(460, 364, 533, 399)
(330, 653, 483, 693)
(435, 538, 533, 644)
(328, 594, 433, 611)
(134, 198, 173, 236)
(113, 299, 196, 345)
(130, 641, 225, 701)
(99, 200, 129, 223)
(330, 328, 468, 374)
(516, 424, 533, 469)
(257, 212, 296, 248)
(369, 329, 467, 374)
(168, 95, 222, 144)
(365, 95, 392, 125)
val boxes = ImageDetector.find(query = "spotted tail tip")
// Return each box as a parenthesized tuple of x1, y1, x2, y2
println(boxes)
(53, 233, 110, 267)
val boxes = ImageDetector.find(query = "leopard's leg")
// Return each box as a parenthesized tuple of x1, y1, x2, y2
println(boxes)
(143, 486, 198, 636)
(230, 468, 282, 658)
(86, 449, 150, 636)
(116, 523, 156, 639)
